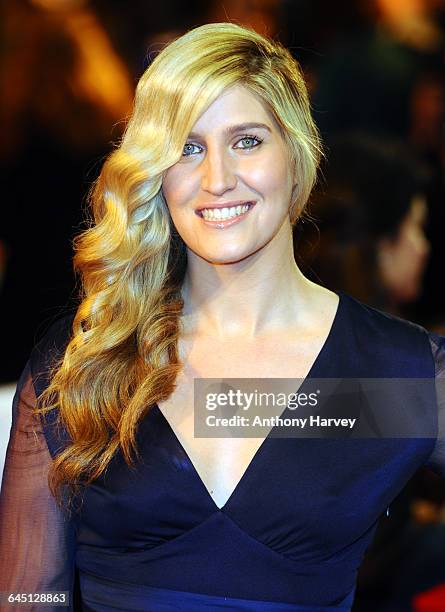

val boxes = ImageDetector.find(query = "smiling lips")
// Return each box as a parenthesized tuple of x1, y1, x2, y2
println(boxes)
(195, 201, 256, 222)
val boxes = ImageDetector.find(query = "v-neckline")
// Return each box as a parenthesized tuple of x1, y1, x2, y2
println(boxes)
(153, 290, 344, 513)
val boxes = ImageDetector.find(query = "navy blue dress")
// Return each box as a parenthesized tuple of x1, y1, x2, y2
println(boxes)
(1, 291, 445, 611)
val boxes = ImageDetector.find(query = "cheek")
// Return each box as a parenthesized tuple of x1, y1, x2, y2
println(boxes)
(403, 229, 425, 259)
(241, 150, 292, 196)
(162, 167, 194, 215)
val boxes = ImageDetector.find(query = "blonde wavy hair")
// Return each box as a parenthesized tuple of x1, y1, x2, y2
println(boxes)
(35, 21, 324, 508)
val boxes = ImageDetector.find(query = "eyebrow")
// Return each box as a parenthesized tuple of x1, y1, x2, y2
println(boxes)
(187, 122, 272, 139)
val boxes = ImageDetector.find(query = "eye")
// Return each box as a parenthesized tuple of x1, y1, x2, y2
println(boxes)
(182, 142, 202, 157)
(234, 134, 263, 150)
(181, 133, 263, 158)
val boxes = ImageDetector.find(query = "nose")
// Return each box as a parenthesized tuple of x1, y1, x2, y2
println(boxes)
(200, 147, 237, 195)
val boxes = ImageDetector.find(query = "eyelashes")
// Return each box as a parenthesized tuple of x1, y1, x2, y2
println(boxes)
(182, 134, 263, 157)
(233, 134, 263, 150)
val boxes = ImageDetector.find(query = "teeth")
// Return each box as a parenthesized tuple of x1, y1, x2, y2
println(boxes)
(201, 203, 251, 221)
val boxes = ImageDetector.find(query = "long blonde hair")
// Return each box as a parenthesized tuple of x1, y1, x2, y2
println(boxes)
(35, 21, 324, 508)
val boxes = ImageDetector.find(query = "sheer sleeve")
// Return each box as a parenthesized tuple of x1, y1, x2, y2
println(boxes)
(424, 331, 445, 479)
(0, 331, 77, 610)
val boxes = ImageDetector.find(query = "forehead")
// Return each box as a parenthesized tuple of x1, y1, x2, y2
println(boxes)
(189, 84, 276, 135)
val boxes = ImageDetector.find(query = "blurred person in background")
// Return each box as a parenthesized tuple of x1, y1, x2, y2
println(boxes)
(296, 132, 445, 611)
(290, 0, 445, 326)
(298, 133, 431, 318)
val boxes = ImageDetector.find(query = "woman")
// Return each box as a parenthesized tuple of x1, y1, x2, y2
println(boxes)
(1, 22, 444, 611)
(300, 133, 431, 315)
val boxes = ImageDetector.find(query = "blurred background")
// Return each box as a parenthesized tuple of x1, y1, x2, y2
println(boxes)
(0, 0, 444, 610)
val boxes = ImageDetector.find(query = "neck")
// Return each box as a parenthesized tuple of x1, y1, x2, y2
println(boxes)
(180, 220, 317, 339)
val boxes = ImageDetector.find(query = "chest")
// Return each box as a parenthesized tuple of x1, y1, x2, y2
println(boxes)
(156, 333, 330, 509)
(76, 306, 437, 560)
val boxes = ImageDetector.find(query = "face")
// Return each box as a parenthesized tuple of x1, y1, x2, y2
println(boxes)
(162, 84, 296, 264)
(378, 194, 430, 303)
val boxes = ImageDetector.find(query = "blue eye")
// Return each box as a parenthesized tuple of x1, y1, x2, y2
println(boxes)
(182, 143, 202, 157)
(234, 134, 263, 149)
(181, 134, 263, 157)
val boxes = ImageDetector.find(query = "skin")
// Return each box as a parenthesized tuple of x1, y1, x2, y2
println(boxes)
(378, 194, 430, 304)
(162, 84, 338, 341)
(160, 84, 340, 508)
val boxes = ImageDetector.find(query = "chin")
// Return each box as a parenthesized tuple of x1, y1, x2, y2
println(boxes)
(394, 284, 421, 304)
(202, 254, 252, 265)
(193, 248, 257, 265)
